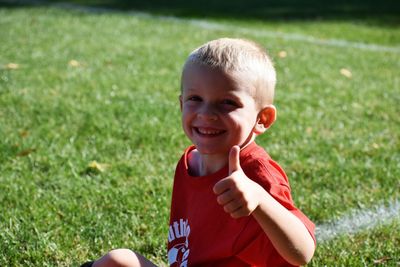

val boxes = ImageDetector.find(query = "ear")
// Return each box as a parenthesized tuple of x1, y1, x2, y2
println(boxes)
(179, 95, 183, 111)
(254, 105, 276, 134)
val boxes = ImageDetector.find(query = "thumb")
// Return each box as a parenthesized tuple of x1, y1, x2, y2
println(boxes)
(229, 145, 241, 175)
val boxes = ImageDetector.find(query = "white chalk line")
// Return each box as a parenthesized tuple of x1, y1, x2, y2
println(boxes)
(180, 19, 400, 54)
(316, 199, 400, 243)
(5, 0, 400, 53)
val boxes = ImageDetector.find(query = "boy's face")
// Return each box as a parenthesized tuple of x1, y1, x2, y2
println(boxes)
(180, 64, 260, 156)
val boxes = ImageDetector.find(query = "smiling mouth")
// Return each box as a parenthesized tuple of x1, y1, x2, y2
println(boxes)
(194, 127, 226, 136)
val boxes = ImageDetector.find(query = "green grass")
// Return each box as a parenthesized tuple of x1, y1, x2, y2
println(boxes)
(313, 221, 400, 266)
(0, 3, 399, 266)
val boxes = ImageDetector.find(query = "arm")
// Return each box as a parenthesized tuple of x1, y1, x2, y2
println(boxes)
(252, 187, 315, 265)
(213, 146, 315, 266)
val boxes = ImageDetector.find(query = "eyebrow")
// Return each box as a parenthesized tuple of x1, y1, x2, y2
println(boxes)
(182, 87, 200, 94)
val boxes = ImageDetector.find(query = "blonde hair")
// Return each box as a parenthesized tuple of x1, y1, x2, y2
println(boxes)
(182, 38, 276, 107)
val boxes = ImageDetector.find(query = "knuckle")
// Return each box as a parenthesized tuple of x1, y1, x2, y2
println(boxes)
(231, 211, 243, 219)
(228, 175, 238, 184)
(212, 185, 219, 194)
(227, 178, 236, 187)
(235, 190, 245, 199)
(244, 207, 251, 215)
(217, 195, 224, 205)
(223, 205, 231, 213)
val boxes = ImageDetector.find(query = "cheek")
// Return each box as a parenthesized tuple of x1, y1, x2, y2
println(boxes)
(182, 107, 192, 120)
(181, 109, 193, 132)
(181, 112, 189, 128)
(229, 111, 256, 128)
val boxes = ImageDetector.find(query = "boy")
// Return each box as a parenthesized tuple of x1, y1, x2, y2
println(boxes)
(83, 38, 315, 267)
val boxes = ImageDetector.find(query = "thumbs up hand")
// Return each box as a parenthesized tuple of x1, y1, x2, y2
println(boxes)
(213, 146, 264, 219)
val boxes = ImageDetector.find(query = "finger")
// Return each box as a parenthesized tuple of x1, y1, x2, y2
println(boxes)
(223, 200, 242, 214)
(216, 190, 235, 205)
(230, 207, 252, 219)
(229, 145, 241, 175)
(213, 177, 232, 195)
(230, 208, 246, 219)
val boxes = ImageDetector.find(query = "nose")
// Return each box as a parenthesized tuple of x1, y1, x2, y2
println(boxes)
(197, 103, 218, 121)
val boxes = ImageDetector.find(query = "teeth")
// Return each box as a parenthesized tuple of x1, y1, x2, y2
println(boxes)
(197, 128, 222, 135)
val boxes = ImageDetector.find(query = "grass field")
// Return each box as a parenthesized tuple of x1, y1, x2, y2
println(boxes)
(0, 0, 399, 266)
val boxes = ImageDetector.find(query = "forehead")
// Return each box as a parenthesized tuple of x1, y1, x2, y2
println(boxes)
(181, 64, 255, 97)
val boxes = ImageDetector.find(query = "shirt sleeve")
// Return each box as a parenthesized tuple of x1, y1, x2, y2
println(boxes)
(247, 158, 315, 243)
(233, 157, 316, 266)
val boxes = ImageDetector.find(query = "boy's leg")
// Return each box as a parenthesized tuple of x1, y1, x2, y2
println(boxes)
(92, 249, 158, 267)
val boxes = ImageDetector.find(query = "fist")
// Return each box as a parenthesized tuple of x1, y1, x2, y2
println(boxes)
(213, 146, 263, 219)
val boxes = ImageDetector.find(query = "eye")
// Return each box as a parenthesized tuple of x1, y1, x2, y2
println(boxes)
(221, 99, 238, 106)
(186, 95, 202, 102)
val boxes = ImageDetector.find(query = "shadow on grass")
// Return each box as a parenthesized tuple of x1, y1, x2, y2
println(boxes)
(1, 0, 399, 26)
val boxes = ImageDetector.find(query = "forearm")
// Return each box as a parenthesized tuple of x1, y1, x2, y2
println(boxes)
(252, 188, 315, 266)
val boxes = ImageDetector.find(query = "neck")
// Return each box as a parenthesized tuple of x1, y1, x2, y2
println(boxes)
(189, 135, 256, 177)
(198, 153, 228, 176)
(188, 150, 228, 177)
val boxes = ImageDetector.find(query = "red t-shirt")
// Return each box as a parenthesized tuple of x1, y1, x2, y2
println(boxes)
(167, 142, 315, 267)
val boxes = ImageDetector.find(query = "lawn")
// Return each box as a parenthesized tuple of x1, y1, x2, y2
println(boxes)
(0, 1, 399, 266)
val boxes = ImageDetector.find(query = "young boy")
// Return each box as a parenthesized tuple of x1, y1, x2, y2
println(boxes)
(83, 38, 315, 267)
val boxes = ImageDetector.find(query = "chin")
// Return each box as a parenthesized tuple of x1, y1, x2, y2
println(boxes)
(195, 145, 227, 156)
